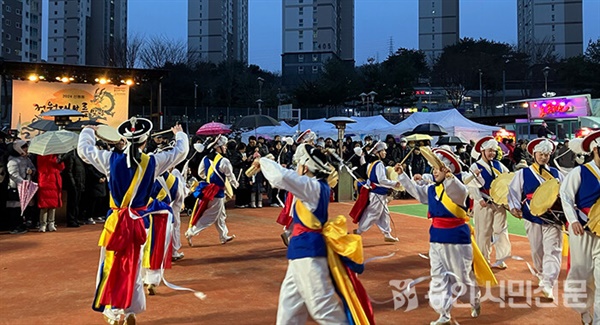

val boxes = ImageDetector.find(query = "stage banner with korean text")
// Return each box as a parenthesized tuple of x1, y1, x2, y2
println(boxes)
(11, 80, 129, 138)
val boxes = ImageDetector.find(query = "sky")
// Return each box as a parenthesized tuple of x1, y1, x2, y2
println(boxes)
(43, 0, 600, 72)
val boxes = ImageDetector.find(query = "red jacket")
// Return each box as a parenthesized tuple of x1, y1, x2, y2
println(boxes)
(37, 154, 65, 209)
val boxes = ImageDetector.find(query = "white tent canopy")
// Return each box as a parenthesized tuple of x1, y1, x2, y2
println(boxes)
(240, 121, 296, 142)
(297, 115, 394, 140)
(375, 109, 500, 141)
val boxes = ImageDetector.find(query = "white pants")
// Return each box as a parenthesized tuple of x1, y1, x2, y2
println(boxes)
(187, 197, 230, 242)
(565, 227, 600, 322)
(429, 242, 480, 319)
(142, 268, 161, 286)
(357, 192, 392, 236)
(523, 220, 563, 288)
(276, 257, 348, 325)
(473, 203, 511, 262)
(171, 201, 183, 252)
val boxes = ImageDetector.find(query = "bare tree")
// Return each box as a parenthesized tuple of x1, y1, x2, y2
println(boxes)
(101, 33, 145, 68)
(139, 35, 188, 69)
(444, 83, 468, 108)
(526, 36, 558, 65)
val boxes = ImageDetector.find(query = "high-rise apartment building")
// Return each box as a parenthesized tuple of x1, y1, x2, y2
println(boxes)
(281, 0, 355, 88)
(48, 0, 127, 66)
(517, 0, 583, 59)
(188, 0, 249, 64)
(1, 0, 42, 62)
(418, 0, 459, 64)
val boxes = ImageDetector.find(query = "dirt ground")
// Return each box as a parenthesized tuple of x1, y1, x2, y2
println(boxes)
(0, 199, 581, 324)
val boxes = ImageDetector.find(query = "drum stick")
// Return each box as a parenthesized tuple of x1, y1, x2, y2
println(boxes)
(398, 147, 415, 166)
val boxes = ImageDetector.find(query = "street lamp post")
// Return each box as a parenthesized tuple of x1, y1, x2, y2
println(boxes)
(543, 66, 550, 97)
(359, 91, 377, 116)
(257, 77, 264, 115)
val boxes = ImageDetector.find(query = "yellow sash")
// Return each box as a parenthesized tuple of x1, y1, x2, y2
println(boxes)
(207, 153, 223, 183)
(434, 184, 498, 287)
(294, 200, 368, 324)
(531, 163, 555, 182)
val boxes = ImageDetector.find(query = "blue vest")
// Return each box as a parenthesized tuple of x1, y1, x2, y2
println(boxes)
(368, 161, 391, 195)
(108, 153, 157, 209)
(477, 160, 503, 191)
(575, 164, 600, 226)
(427, 185, 471, 244)
(287, 180, 330, 260)
(203, 155, 226, 198)
(521, 166, 560, 225)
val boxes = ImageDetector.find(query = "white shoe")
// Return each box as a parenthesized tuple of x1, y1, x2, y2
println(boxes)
(491, 261, 508, 269)
(430, 315, 452, 325)
(384, 235, 399, 242)
(541, 285, 554, 301)
(185, 230, 194, 247)
(471, 303, 481, 318)
(221, 235, 236, 244)
(38, 226, 46, 233)
(48, 223, 57, 232)
(581, 311, 592, 325)
(172, 251, 185, 261)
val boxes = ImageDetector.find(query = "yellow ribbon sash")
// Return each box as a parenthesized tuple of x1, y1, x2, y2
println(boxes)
(294, 200, 369, 324)
(531, 163, 555, 182)
(207, 153, 223, 183)
(434, 183, 498, 287)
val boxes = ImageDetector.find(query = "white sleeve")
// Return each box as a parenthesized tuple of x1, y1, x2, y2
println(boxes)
(259, 157, 320, 210)
(560, 167, 582, 224)
(507, 170, 524, 210)
(442, 176, 469, 207)
(398, 172, 430, 204)
(198, 158, 207, 179)
(375, 162, 397, 188)
(469, 163, 484, 202)
(359, 156, 366, 165)
(219, 158, 239, 188)
(77, 128, 111, 177)
(152, 132, 190, 178)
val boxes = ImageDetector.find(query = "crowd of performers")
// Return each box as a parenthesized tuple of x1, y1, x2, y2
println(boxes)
(75, 117, 600, 325)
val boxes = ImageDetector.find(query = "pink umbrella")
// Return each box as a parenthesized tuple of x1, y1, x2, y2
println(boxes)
(18, 180, 39, 216)
(196, 122, 231, 136)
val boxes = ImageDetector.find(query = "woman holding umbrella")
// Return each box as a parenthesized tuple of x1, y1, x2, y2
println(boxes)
(6, 140, 35, 234)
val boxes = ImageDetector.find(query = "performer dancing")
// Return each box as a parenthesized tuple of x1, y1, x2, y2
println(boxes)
(469, 136, 512, 268)
(256, 144, 374, 324)
(397, 149, 481, 325)
(355, 141, 399, 242)
(507, 138, 563, 300)
(142, 169, 180, 296)
(560, 130, 600, 325)
(78, 119, 188, 325)
(185, 135, 238, 246)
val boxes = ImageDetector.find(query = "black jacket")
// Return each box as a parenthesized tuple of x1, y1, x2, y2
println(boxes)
(61, 150, 86, 192)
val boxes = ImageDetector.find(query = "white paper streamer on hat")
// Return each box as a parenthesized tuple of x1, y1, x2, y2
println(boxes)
(480, 138, 498, 151)
(533, 139, 554, 154)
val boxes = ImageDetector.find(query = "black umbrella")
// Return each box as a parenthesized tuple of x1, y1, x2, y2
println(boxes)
(233, 114, 280, 129)
(27, 119, 59, 131)
(436, 136, 468, 146)
(64, 119, 105, 131)
(408, 123, 448, 136)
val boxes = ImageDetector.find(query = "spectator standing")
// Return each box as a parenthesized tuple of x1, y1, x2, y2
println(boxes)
(537, 122, 554, 138)
(61, 149, 87, 227)
(230, 142, 251, 208)
(410, 147, 428, 176)
(36, 154, 65, 232)
(6, 140, 35, 234)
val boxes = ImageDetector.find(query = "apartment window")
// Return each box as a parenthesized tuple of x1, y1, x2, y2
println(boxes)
(298, 66, 304, 73)
(432, 43, 435, 49)
(299, 42, 303, 50)
(552, 25, 555, 32)
(299, 19, 303, 27)
(5, 6, 11, 12)
(5, 34, 11, 40)
(299, 0, 303, 3)
(299, 7, 303, 15)
(551, 4, 554, 11)
(299, 30, 303, 39)
(55, 20, 57, 24)
(312, 66, 318, 74)
(5, 20, 11, 26)
(54, 29, 57, 33)
(298, 54, 304, 62)
(16, 9, 21, 15)
(313, 18, 317, 24)
(54, 11, 57, 14)
(551, 15, 555, 22)
(16, 22, 22, 29)
(312, 54, 318, 62)
(432, 34, 435, 40)
(54, 48, 57, 52)
(313, 30, 318, 39)
(5, 48, 10, 54)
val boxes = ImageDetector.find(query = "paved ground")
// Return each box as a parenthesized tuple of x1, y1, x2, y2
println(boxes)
(0, 199, 581, 324)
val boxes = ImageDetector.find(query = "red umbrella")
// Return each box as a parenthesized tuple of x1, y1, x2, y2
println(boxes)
(196, 122, 231, 135)
(18, 180, 39, 216)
